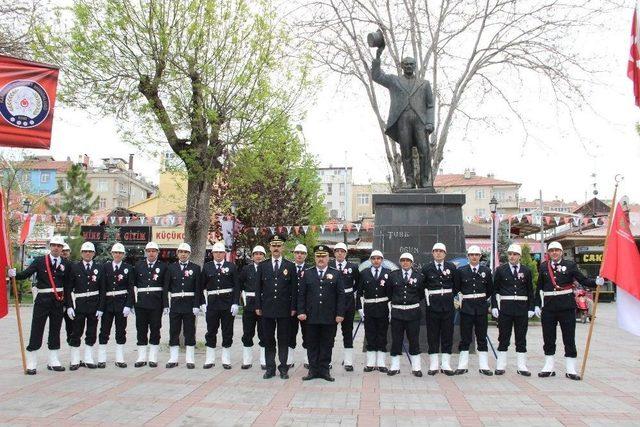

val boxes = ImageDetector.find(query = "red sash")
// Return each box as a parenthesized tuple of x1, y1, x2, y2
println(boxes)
(545, 254, 573, 291)
(44, 256, 64, 301)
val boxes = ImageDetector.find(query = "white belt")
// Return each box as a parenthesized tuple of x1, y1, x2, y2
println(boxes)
(74, 290, 99, 298)
(241, 290, 255, 306)
(170, 291, 195, 298)
(37, 287, 64, 294)
(106, 290, 128, 297)
(540, 288, 573, 307)
(363, 297, 388, 304)
(344, 287, 354, 293)
(206, 288, 233, 296)
(496, 294, 528, 310)
(458, 292, 487, 308)
(137, 287, 163, 292)
(425, 288, 452, 306)
(244, 292, 256, 297)
(391, 303, 420, 310)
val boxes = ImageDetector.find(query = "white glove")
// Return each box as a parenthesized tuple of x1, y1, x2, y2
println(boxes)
(163, 307, 170, 316)
(192, 307, 200, 316)
(96, 310, 103, 319)
(67, 307, 75, 320)
(7, 268, 16, 277)
(358, 308, 365, 320)
(596, 276, 605, 286)
(230, 304, 239, 316)
(200, 304, 207, 314)
(534, 306, 542, 318)
(527, 310, 534, 319)
(130, 307, 135, 316)
(491, 308, 499, 318)
(123, 307, 132, 317)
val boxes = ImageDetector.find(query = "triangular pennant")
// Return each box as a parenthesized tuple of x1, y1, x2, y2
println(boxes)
(269, 226, 275, 235)
(302, 225, 309, 234)
(572, 217, 580, 226)
(154, 216, 161, 225)
(285, 226, 292, 234)
(516, 214, 524, 222)
(139, 216, 146, 225)
(355, 224, 361, 232)
(125, 216, 130, 224)
(311, 225, 317, 232)
(54, 214, 61, 222)
(167, 215, 176, 225)
(67, 215, 75, 224)
(320, 225, 326, 234)
(337, 224, 344, 232)
(82, 215, 89, 224)
(346, 224, 352, 232)
(118, 217, 124, 224)
(497, 213, 505, 222)
(294, 226, 300, 234)
(554, 216, 561, 225)
(109, 216, 116, 224)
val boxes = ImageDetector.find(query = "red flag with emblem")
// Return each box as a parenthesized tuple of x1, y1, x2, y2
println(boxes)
(629, 1, 640, 106)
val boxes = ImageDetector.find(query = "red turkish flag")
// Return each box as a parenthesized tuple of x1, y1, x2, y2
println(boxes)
(0, 55, 59, 149)
(0, 189, 11, 319)
(628, 2, 640, 107)
(600, 202, 640, 335)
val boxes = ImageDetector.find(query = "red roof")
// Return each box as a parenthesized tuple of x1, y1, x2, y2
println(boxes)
(434, 174, 520, 187)
(14, 159, 73, 173)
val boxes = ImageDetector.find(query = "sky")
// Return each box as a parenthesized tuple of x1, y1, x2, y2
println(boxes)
(6, 2, 640, 205)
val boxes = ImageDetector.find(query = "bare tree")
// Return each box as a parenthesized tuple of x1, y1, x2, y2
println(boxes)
(0, 0, 42, 58)
(298, 0, 620, 188)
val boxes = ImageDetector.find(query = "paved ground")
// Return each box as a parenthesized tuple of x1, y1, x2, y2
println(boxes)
(0, 303, 638, 426)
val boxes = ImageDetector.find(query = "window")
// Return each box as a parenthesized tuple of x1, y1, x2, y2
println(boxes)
(357, 193, 370, 205)
(475, 189, 485, 200)
(40, 172, 50, 183)
(119, 182, 128, 193)
(99, 197, 107, 209)
(326, 183, 333, 194)
(96, 180, 109, 192)
(339, 183, 345, 196)
(476, 208, 486, 217)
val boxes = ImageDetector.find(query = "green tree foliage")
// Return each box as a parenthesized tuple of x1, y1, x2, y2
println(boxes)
(35, 0, 313, 266)
(497, 223, 512, 264)
(521, 244, 539, 286)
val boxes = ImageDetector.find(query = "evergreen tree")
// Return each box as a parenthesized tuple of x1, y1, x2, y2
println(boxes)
(521, 244, 539, 286)
(497, 222, 512, 264)
(95, 225, 119, 263)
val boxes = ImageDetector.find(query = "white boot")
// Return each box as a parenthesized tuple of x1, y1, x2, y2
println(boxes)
(441, 353, 454, 375)
(98, 344, 107, 366)
(84, 345, 96, 368)
(222, 347, 232, 369)
(204, 347, 215, 369)
(539, 355, 556, 377)
(376, 351, 387, 372)
(70, 347, 81, 369)
(48, 349, 63, 369)
(429, 354, 439, 374)
(135, 345, 147, 367)
(115, 344, 126, 367)
(456, 350, 469, 374)
(242, 346, 253, 368)
(388, 355, 400, 375)
(343, 348, 353, 369)
(495, 351, 507, 374)
(365, 351, 376, 371)
(166, 346, 179, 368)
(565, 357, 581, 380)
(259, 347, 266, 369)
(516, 352, 531, 376)
(478, 351, 492, 375)
(25, 350, 37, 374)
(185, 346, 195, 368)
(287, 346, 295, 367)
(148, 345, 159, 366)
(410, 354, 422, 376)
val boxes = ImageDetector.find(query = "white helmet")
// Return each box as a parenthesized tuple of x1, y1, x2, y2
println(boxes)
(334, 242, 348, 252)
(212, 242, 226, 252)
(177, 242, 192, 252)
(62, 243, 71, 251)
(399, 253, 414, 262)
(111, 243, 125, 253)
(145, 241, 159, 251)
(370, 250, 384, 259)
(80, 242, 95, 252)
(547, 242, 563, 252)
(50, 235, 65, 246)
(507, 244, 522, 255)
(467, 245, 482, 255)
(432, 243, 447, 252)
(252, 245, 266, 255)
(293, 244, 307, 253)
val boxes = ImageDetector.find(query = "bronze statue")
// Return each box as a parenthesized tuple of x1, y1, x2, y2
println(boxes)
(369, 30, 435, 189)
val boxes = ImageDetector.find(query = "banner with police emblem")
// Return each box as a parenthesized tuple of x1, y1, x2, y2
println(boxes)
(0, 55, 59, 149)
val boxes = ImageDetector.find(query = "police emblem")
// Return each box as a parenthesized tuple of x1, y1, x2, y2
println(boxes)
(0, 80, 50, 128)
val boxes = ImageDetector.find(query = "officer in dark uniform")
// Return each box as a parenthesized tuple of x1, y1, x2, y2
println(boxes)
(61, 242, 74, 346)
(356, 250, 392, 372)
(421, 242, 457, 376)
(297, 245, 345, 381)
(491, 243, 534, 376)
(240, 245, 267, 369)
(133, 241, 169, 368)
(387, 253, 425, 377)
(200, 241, 240, 369)
(66, 241, 105, 370)
(330, 242, 359, 372)
(255, 234, 297, 379)
(166, 242, 201, 369)
(9, 235, 71, 374)
(535, 241, 604, 380)
(454, 245, 494, 376)
(289, 243, 310, 368)
(98, 242, 134, 368)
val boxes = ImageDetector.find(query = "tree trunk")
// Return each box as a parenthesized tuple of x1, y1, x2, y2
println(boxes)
(184, 173, 214, 267)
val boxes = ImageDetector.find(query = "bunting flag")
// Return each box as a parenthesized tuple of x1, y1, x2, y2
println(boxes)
(19, 213, 36, 245)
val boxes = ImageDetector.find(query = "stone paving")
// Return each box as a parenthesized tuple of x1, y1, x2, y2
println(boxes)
(0, 303, 638, 426)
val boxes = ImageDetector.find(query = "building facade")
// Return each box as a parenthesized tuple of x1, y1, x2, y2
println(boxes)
(318, 166, 353, 221)
(351, 182, 391, 221)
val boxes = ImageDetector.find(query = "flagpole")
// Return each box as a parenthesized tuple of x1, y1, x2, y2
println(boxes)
(580, 174, 623, 379)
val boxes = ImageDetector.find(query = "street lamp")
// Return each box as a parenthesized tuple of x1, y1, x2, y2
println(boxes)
(22, 199, 31, 214)
(489, 196, 499, 271)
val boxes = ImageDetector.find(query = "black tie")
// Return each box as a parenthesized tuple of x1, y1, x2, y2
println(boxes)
(274, 260, 279, 271)
(297, 266, 302, 274)
(148, 263, 153, 269)
(85, 263, 91, 273)
(513, 266, 518, 278)
(318, 269, 323, 278)
(52, 258, 57, 269)
(404, 272, 409, 282)
(181, 263, 187, 270)
(437, 264, 442, 273)
(338, 263, 343, 271)
(472, 267, 477, 274)
(374, 268, 379, 280)
(216, 263, 222, 271)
